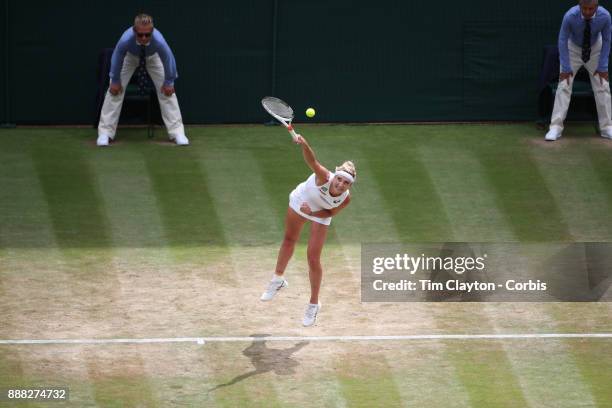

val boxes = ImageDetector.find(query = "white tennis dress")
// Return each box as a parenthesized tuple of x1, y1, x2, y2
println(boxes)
(289, 172, 350, 225)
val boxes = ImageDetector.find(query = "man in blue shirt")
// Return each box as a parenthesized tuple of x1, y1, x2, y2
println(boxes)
(546, 0, 612, 141)
(97, 14, 189, 146)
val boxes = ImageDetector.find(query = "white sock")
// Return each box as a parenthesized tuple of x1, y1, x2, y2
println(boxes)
(272, 275, 284, 281)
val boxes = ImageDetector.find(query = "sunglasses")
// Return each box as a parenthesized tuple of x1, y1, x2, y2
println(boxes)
(134, 30, 153, 38)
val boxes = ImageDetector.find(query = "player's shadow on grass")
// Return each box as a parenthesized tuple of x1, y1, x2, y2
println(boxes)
(209, 334, 308, 392)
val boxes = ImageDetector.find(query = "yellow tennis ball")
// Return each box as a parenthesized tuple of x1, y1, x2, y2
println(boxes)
(306, 108, 316, 118)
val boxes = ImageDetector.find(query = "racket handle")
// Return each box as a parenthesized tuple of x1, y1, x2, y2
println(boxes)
(287, 125, 298, 141)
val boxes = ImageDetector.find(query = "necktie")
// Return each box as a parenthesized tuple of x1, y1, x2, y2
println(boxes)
(136, 45, 149, 96)
(582, 19, 591, 63)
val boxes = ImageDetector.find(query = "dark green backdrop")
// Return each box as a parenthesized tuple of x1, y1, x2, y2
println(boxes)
(1, 0, 6, 124)
(0, 0, 595, 124)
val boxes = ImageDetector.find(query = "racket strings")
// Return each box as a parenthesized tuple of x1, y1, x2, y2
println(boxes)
(262, 97, 294, 121)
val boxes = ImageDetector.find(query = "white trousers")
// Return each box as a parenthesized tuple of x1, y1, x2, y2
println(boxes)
(98, 52, 185, 139)
(550, 37, 612, 132)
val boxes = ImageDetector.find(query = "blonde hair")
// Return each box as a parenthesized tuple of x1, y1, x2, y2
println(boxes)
(134, 13, 154, 27)
(335, 161, 356, 179)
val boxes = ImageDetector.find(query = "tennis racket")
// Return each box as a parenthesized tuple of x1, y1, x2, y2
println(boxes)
(261, 96, 298, 141)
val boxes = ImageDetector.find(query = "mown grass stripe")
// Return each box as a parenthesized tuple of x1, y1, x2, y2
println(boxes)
(530, 145, 612, 240)
(337, 356, 404, 408)
(474, 139, 571, 241)
(587, 147, 612, 212)
(0, 152, 57, 248)
(445, 342, 530, 408)
(563, 339, 612, 407)
(418, 145, 515, 241)
(31, 142, 112, 248)
(549, 303, 612, 407)
(484, 304, 596, 408)
(89, 148, 169, 248)
(85, 364, 160, 408)
(200, 149, 283, 246)
(361, 126, 453, 242)
(143, 147, 227, 247)
(0, 344, 30, 407)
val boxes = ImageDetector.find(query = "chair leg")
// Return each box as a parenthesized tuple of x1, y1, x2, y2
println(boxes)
(147, 96, 153, 139)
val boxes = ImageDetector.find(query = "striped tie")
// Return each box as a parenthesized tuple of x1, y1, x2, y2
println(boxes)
(582, 19, 591, 63)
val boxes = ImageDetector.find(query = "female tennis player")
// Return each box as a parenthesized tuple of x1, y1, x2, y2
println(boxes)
(260, 134, 356, 327)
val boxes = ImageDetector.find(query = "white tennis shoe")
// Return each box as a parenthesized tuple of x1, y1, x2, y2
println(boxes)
(260, 276, 288, 301)
(544, 127, 562, 141)
(302, 303, 321, 327)
(172, 134, 190, 146)
(97, 134, 111, 146)
(600, 128, 612, 139)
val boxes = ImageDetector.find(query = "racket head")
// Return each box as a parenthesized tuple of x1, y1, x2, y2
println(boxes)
(261, 96, 295, 124)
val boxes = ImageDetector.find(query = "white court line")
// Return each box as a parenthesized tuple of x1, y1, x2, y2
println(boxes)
(1, 333, 612, 345)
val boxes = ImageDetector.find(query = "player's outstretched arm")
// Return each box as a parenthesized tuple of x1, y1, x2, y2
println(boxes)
(294, 134, 329, 183)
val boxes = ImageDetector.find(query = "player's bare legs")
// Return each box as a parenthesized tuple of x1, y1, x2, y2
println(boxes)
(261, 208, 306, 301)
(306, 221, 328, 304)
(274, 208, 306, 276)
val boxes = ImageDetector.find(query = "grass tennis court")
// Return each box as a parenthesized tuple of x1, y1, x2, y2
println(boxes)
(1, 123, 611, 407)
